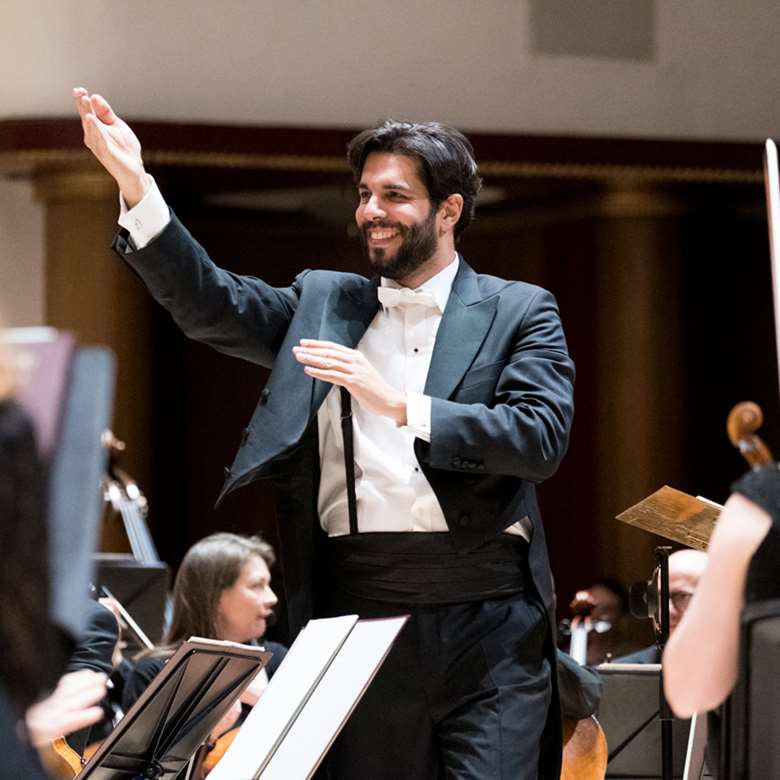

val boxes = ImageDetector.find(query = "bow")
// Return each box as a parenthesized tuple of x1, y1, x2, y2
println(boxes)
(377, 286, 438, 310)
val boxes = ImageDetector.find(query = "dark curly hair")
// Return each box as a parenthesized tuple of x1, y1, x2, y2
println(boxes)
(347, 120, 483, 242)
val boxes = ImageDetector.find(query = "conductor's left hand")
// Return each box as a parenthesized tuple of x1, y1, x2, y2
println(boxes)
(293, 339, 408, 425)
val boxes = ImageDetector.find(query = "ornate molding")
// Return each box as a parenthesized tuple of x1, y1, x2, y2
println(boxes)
(0, 118, 764, 185)
(32, 167, 116, 203)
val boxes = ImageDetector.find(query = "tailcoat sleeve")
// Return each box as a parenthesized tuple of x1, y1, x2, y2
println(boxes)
(423, 286, 574, 483)
(113, 211, 306, 368)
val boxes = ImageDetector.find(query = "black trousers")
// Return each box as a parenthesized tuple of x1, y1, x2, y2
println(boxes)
(324, 588, 552, 780)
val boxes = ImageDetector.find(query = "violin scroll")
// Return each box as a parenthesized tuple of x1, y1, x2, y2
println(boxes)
(727, 401, 773, 468)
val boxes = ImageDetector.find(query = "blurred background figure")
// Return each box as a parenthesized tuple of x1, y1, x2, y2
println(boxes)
(0, 325, 107, 777)
(561, 577, 641, 665)
(617, 548, 708, 664)
(0, 328, 56, 777)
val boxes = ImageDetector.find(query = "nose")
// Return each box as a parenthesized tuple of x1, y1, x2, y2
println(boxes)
(361, 193, 385, 221)
(265, 586, 278, 608)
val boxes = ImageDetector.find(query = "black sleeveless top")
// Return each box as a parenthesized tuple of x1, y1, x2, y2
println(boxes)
(732, 464, 780, 603)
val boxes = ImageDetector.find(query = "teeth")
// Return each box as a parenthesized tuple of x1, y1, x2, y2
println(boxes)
(369, 230, 397, 240)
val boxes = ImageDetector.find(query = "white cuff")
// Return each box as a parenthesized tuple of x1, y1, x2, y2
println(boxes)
(117, 175, 170, 249)
(404, 392, 431, 442)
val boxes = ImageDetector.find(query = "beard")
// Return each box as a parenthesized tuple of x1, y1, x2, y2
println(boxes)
(359, 209, 438, 280)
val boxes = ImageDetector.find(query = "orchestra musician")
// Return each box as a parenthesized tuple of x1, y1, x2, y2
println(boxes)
(73, 87, 575, 779)
(121, 532, 286, 758)
(663, 464, 780, 717)
(616, 549, 708, 665)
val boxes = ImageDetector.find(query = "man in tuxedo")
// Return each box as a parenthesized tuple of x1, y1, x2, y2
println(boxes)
(74, 88, 575, 779)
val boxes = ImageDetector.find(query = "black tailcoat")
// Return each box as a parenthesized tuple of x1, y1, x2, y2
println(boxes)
(115, 213, 575, 639)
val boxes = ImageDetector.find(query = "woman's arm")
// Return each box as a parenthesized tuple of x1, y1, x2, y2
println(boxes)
(662, 492, 771, 717)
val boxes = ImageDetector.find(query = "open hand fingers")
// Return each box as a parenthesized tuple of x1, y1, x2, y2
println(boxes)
(73, 89, 94, 125)
(82, 112, 111, 156)
(293, 345, 353, 374)
(91, 93, 118, 124)
(299, 339, 353, 355)
(73, 89, 120, 132)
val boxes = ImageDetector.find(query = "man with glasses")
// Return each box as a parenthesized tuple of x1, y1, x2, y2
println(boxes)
(618, 549, 708, 664)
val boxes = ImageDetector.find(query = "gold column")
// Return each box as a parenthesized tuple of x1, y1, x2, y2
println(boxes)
(592, 183, 685, 584)
(33, 165, 155, 495)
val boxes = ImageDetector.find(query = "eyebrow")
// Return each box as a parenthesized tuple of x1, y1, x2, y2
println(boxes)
(358, 181, 414, 192)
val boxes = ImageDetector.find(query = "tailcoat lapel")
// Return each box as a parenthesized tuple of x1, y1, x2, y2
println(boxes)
(311, 276, 381, 412)
(424, 258, 498, 399)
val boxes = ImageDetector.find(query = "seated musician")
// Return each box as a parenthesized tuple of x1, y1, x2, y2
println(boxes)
(616, 548, 708, 664)
(122, 532, 287, 745)
(663, 464, 780, 717)
(564, 577, 640, 665)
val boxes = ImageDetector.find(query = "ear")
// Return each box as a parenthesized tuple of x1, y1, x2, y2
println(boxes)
(438, 193, 463, 234)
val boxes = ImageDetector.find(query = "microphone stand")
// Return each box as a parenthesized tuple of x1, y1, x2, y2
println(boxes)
(656, 546, 673, 780)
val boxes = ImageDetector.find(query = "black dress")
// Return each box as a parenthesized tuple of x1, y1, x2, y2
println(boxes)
(733, 464, 780, 603)
(706, 464, 780, 778)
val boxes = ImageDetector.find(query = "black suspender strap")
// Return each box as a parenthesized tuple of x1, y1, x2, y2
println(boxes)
(339, 387, 359, 535)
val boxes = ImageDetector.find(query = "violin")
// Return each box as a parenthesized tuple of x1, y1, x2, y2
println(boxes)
(39, 738, 100, 779)
(38, 592, 153, 779)
(202, 728, 239, 774)
(727, 401, 773, 468)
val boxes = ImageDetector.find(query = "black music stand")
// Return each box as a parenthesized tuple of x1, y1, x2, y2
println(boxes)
(93, 554, 170, 646)
(76, 638, 271, 779)
(597, 663, 691, 779)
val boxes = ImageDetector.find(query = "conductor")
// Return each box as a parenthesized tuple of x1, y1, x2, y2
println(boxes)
(74, 87, 575, 780)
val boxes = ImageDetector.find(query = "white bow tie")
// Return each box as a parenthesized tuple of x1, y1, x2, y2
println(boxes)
(377, 286, 438, 310)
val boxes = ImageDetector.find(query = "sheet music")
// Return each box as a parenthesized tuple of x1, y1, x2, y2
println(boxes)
(258, 616, 407, 780)
(207, 615, 359, 780)
(694, 494, 724, 510)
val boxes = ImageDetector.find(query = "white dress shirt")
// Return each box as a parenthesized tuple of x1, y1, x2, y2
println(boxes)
(119, 179, 529, 540)
(316, 262, 455, 536)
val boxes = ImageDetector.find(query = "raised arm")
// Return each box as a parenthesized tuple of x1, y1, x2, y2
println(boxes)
(73, 87, 150, 208)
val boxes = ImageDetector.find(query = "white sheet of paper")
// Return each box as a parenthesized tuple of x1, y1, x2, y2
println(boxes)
(695, 494, 724, 510)
(207, 614, 358, 780)
(259, 616, 407, 780)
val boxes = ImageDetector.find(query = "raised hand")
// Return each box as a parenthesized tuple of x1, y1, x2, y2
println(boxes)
(72, 87, 149, 208)
(293, 339, 408, 424)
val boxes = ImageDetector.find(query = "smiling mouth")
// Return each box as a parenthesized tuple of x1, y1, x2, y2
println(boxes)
(367, 228, 400, 242)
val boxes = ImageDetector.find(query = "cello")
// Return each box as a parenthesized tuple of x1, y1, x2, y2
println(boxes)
(559, 592, 609, 780)
(100, 431, 159, 562)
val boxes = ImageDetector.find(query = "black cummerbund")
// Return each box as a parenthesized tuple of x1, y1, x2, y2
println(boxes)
(326, 532, 527, 606)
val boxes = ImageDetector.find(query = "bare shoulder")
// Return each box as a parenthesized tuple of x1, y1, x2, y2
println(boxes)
(708, 492, 773, 563)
